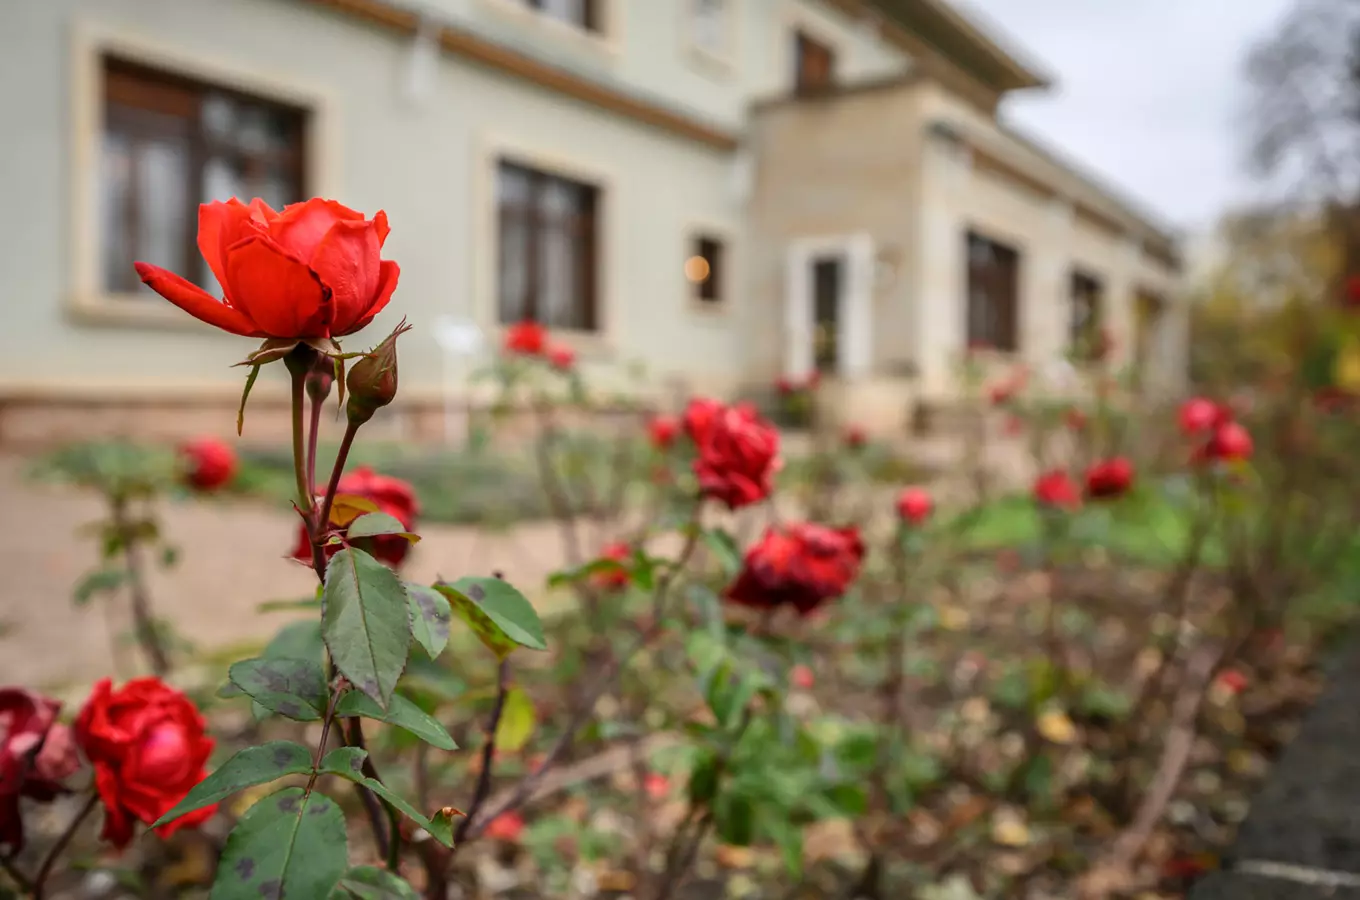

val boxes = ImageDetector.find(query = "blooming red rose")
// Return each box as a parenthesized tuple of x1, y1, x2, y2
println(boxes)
(135, 198, 397, 340)
(178, 436, 238, 492)
(547, 344, 575, 371)
(1034, 469, 1081, 510)
(691, 403, 781, 510)
(0, 689, 80, 852)
(644, 773, 671, 801)
(648, 414, 680, 450)
(292, 466, 419, 567)
(790, 664, 815, 690)
(725, 523, 864, 616)
(1201, 421, 1253, 463)
(682, 397, 724, 444)
(591, 542, 631, 593)
(1085, 456, 1134, 499)
(485, 811, 525, 842)
(896, 486, 933, 524)
(74, 678, 215, 849)
(1178, 397, 1225, 435)
(504, 320, 546, 356)
(844, 425, 867, 449)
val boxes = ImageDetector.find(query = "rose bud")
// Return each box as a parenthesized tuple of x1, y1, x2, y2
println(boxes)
(644, 773, 671, 801)
(306, 359, 335, 404)
(1084, 456, 1134, 500)
(1034, 469, 1081, 510)
(590, 542, 631, 593)
(1, 688, 80, 852)
(178, 436, 237, 492)
(74, 677, 215, 849)
(346, 320, 412, 426)
(485, 811, 525, 842)
(1178, 397, 1223, 435)
(1203, 421, 1253, 463)
(648, 414, 680, 450)
(548, 344, 575, 371)
(896, 487, 933, 524)
(790, 664, 815, 690)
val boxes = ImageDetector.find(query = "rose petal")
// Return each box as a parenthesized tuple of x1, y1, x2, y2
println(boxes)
(310, 218, 382, 334)
(337, 260, 399, 336)
(134, 263, 261, 337)
(196, 199, 266, 298)
(269, 198, 366, 262)
(224, 236, 330, 338)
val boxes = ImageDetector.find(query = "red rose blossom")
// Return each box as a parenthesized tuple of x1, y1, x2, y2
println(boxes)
(591, 542, 631, 593)
(1201, 421, 1253, 463)
(1215, 669, 1249, 695)
(547, 344, 575, 371)
(682, 397, 724, 444)
(74, 678, 215, 849)
(485, 811, 525, 842)
(896, 486, 933, 524)
(725, 523, 864, 616)
(292, 466, 419, 567)
(648, 414, 680, 450)
(178, 436, 238, 492)
(0, 689, 80, 852)
(644, 773, 671, 801)
(504, 320, 546, 356)
(1084, 456, 1134, 499)
(691, 402, 781, 510)
(790, 664, 815, 690)
(844, 425, 867, 449)
(1178, 397, 1224, 435)
(135, 197, 397, 339)
(1034, 469, 1081, 510)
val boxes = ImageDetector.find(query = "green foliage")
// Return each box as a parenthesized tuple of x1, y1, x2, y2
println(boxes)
(437, 577, 547, 659)
(322, 548, 412, 708)
(319, 748, 457, 847)
(155, 742, 314, 828)
(405, 585, 453, 660)
(211, 788, 348, 900)
(330, 868, 419, 899)
(334, 690, 457, 750)
(228, 657, 328, 721)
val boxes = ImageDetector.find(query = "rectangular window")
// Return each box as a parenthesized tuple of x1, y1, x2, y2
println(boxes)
(101, 57, 308, 296)
(793, 30, 835, 94)
(965, 231, 1020, 351)
(691, 0, 731, 59)
(1070, 269, 1104, 357)
(519, 0, 600, 32)
(688, 235, 724, 305)
(497, 160, 599, 330)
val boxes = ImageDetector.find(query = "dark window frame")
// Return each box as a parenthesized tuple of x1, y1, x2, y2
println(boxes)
(691, 234, 725, 305)
(793, 29, 836, 94)
(1069, 268, 1105, 357)
(496, 159, 601, 331)
(520, 0, 601, 33)
(965, 230, 1021, 352)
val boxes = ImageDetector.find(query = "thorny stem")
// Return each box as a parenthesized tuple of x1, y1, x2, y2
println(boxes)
(31, 792, 99, 900)
(110, 496, 169, 676)
(315, 420, 362, 553)
(304, 682, 344, 794)
(454, 659, 512, 845)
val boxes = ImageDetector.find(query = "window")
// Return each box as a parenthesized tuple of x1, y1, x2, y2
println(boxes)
(100, 57, 307, 296)
(965, 231, 1020, 351)
(793, 30, 836, 94)
(686, 235, 725, 305)
(691, 0, 731, 59)
(517, 0, 600, 32)
(497, 160, 599, 330)
(1069, 269, 1104, 358)
(812, 257, 842, 373)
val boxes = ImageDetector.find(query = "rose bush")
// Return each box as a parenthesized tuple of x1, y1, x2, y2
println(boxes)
(0, 690, 78, 852)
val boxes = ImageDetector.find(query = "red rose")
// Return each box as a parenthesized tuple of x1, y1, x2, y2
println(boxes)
(725, 523, 864, 616)
(1201, 421, 1253, 463)
(1085, 456, 1134, 499)
(504, 320, 546, 356)
(692, 403, 781, 510)
(644, 773, 671, 801)
(1, 689, 80, 852)
(178, 436, 238, 492)
(1215, 669, 1249, 695)
(591, 542, 631, 593)
(74, 678, 215, 849)
(682, 397, 724, 444)
(292, 466, 419, 567)
(485, 811, 524, 842)
(1065, 408, 1088, 431)
(844, 425, 867, 449)
(790, 664, 815, 690)
(1178, 397, 1225, 435)
(895, 487, 933, 524)
(547, 344, 575, 371)
(648, 414, 680, 450)
(136, 198, 397, 339)
(1034, 469, 1081, 510)
(775, 376, 795, 396)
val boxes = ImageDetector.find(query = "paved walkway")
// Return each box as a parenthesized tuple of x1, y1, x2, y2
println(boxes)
(0, 455, 575, 689)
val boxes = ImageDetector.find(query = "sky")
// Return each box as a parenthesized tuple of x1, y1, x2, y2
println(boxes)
(959, 0, 1296, 235)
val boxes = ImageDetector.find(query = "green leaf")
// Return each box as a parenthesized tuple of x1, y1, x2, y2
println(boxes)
(156, 741, 313, 828)
(715, 792, 756, 846)
(437, 577, 547, 659)
(347, 512, 420, 544)
(73, 568, 127, 606)
(211, 787, 347, 900)
(236, 364, 261, 436)
(323, 548, 412, 709)
(264, 620, 325, 663)
(702, 528, 744, 575)
(318, 749, 456, 848)
(330, 867, 420, 899)
(335, 691, 457, 751)
(493, 687, 536, 753)
(688, 750, 719, 805)
(406, 585, 452, 660)
(229, 657, 328, 722)
(161, 544, 180, 568)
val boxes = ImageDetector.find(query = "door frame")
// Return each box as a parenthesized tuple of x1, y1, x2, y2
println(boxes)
(784, 233, 874, 381)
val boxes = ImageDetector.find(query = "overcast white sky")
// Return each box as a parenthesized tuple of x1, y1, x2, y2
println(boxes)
(959, 0, 1295, 234)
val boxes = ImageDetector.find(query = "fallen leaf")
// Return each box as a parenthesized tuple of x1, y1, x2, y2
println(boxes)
(715, 844, 755, 869)
(1037, 708, 1078, 745)
(991, 808, 1031, 847)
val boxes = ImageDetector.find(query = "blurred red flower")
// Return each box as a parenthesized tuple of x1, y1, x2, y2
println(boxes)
(895, 486, 933, 525)
(179, 436, 238, 491)
(0, 689, 79, 852)
(292, 466, 419, 567)
(726, 523, 864, 616)
(504, 320, 546, 356)
(1084, 456, 1134, 499)
(688, 401, 781, 510)
(1034, 469, 1081, 510)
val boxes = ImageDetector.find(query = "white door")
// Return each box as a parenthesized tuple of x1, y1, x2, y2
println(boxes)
(784, 235, 874, 380)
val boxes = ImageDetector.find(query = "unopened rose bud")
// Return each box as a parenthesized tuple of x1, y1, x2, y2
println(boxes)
(346, 320, 411, 426)
(306, 360, 335, 403)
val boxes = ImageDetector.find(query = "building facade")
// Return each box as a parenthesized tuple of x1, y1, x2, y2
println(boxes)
(0, 0, 1186, 444)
